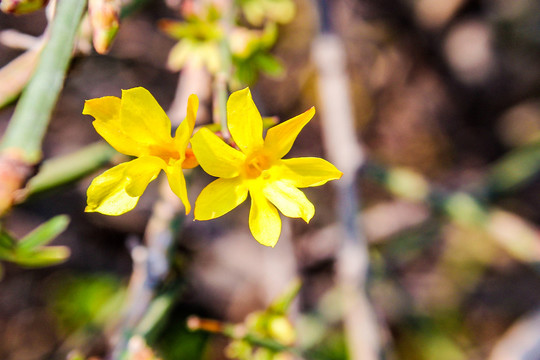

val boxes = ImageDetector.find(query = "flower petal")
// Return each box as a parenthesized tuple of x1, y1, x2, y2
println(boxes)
(120, 87, 172, 146)
(165, 162, 191, 214)
(263, 181, 314, 223)
(83, 96, 145, 156)
(280, 157, 342, 187)
(191, 127, 245, 178)
(86, 162, 139, 216)
(83, 96, 120, 120)
(194, 177, 248, 220)
(124, 156, 164, 197)
(249, 187, 281, 247)
(174, 93, 198, 152)
(264, 107, 315, 159)
(227, 87, 264, 153)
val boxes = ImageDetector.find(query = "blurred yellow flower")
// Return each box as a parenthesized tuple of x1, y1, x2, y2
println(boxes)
(191, 88, 342, 247)
(83, 87, 198, 215)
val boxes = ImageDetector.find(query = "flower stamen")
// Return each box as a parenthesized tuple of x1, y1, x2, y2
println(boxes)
(244, 152, 271, 179)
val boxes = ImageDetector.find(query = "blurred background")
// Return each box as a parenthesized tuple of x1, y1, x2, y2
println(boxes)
(2, 0, 540, 359)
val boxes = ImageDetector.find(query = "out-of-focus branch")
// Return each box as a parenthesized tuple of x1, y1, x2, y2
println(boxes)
(313, 31, 381, 360)
(0, 0, 86, 216)
(0, 0, 85, 162)
(488, 307, 540, 360)
(107, 69, 201, 360)
(168, 65, 211, 125)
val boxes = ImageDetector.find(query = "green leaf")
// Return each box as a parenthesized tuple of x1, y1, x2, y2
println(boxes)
(26, 142, 117, 196)
(0, 228, 16, 250)
(18, 215, 70, 252)
(269, 278, 301, 314)
(0, 229, 16, 260)
(255, 54, 284, 77)
(13, 246, 70, 267)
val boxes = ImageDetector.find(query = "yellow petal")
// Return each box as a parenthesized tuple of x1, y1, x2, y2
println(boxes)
(83, 96, 145, 156)
(165, 162, 191, 214)
(195, 177, 248, 220)
(280, 157, 342, 187)
(264, 107, 315, 159)
(85, 162, 139, 216)
(249, 187, 281, 247)
(120, 87, 172, 146)
(263, 181, 314, 222)
(190, 128, 245, 178)
(174, 93, 198, 152)
(227, 87, 264, 153)
(83, 96, 120, 120)
(124, 156, 164, 197)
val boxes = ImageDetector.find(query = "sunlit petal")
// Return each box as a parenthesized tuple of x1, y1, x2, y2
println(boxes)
(227, 87, 264, 153)
(83, 96, 145, 156)
(120, 87, 172, 146)
(191, 128, 245, 178)
(83, 96, 121, 123)
(195, 177, 248, 220)
(280, 157, 342, 187)
(85, 162, 139, 216)
(123, 156, 164, 197)
(249, 187, 281, 247)
(264, 107, 315, 159)
(165, 162, 191, 214)
(174, 94, 198, 152)
(263, 181, 314, 222)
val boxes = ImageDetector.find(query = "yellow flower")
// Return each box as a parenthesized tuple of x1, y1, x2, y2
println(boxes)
(191, 88, 342, 247)
(83, 87, 198, 215)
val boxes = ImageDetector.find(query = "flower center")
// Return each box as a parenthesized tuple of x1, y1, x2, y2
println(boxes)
(149, 144, 181, 165)
(244, 152, 272, 179)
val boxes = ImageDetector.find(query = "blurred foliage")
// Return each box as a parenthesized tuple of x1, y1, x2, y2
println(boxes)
(3, 0, 540, 359)
(0, 215, 70, 278)
(188, 280, 301, 360)
(160, 1, 288, 87)
(236, 0, 295, 26)
(230, 23, 284, 89)
(0, 0, 48, 14)
(49, 273, 125, 334)
(159, 5, 223, 73)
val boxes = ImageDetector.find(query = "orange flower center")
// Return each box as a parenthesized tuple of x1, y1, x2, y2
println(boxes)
(149, 144, 181, 165)
(244, 152, 272, 179)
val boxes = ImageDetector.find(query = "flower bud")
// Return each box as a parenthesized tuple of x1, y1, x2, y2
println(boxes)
(88, 0, 120, 54)
(0, 0, 49, 14)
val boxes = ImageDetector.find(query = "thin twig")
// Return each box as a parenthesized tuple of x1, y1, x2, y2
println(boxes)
(313, 32, 381, 360)
(108, 70, 201, 360)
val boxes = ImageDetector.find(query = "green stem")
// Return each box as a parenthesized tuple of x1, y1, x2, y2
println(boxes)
(0, 0, 87, 163)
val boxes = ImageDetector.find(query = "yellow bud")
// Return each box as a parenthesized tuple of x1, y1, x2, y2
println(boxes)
(268, 316, 296, 345)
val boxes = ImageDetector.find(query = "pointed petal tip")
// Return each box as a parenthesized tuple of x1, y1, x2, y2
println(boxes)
(257, 237, 278, 248)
